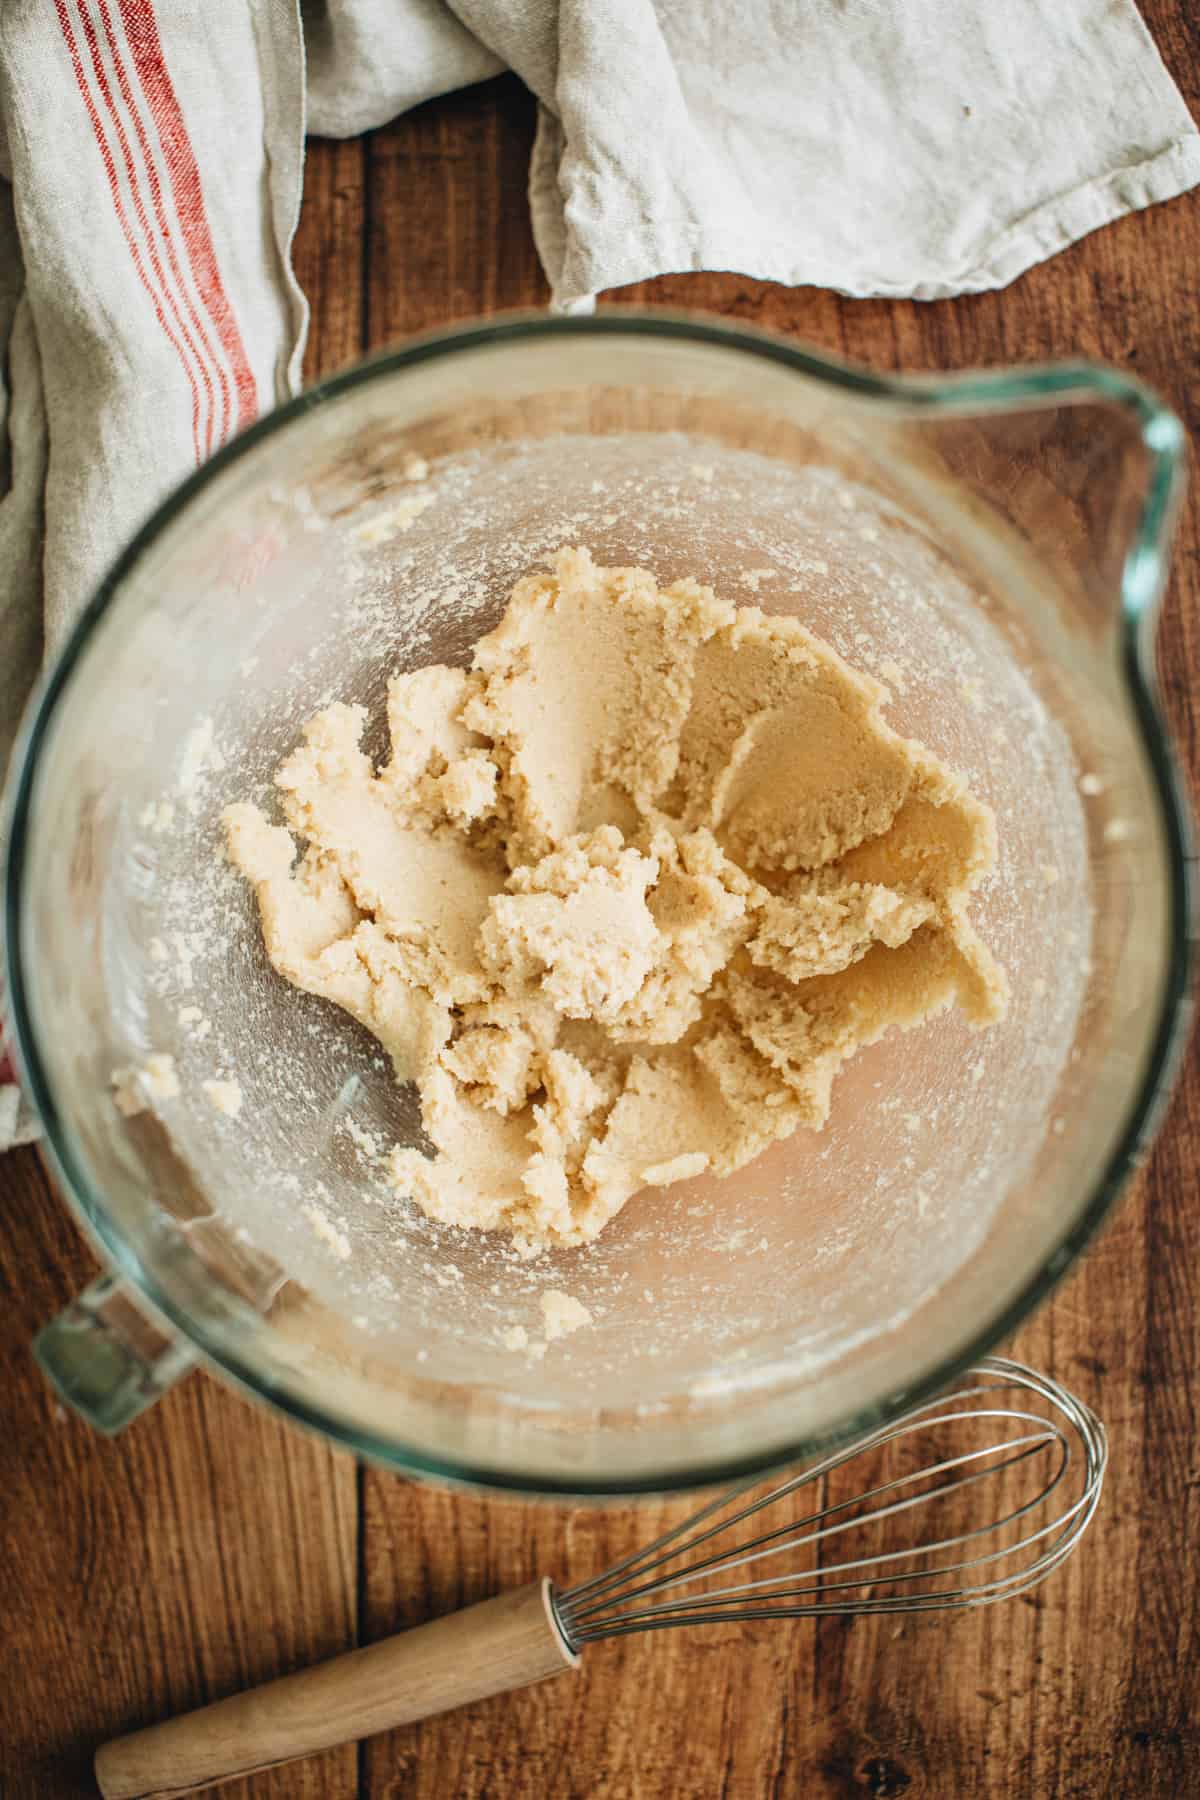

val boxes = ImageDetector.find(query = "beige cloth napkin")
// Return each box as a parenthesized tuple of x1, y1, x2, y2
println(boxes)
(1, 0, 1198, 1144)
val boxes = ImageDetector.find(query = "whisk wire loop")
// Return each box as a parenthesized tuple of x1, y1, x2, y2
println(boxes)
(566, 1424, 1061, 1625)
(555, 1357, 1106, 1647)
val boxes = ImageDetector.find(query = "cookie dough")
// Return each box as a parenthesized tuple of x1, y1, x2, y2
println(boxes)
(225, 548, 1007, 1254)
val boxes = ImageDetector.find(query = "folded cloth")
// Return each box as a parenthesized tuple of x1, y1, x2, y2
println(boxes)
(1, 0, 1197, 1149)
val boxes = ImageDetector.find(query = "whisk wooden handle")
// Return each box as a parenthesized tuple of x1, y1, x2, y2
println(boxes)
(94, 1579, 578, 1799)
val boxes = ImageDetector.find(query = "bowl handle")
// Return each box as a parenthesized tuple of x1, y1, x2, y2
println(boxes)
(34, 1272, 196, 1433)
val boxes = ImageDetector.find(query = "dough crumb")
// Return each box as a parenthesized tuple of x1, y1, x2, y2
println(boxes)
(540, 1289, 593, 1342)
(501, 1324, 529, 1351)
(877, 658, 908, 695)
(738, 568, 778, 594)
(227, 549, 1007, 1253)
(354, 490, 434, 545)
(343, 1116, 384, 1160)
(303, 1204, 351, 1260)
(201, 1078, 243, 1118)
(112, 1053, 180, 1117)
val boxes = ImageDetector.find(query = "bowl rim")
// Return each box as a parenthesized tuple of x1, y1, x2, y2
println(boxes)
(3, 309, 1193, 1496)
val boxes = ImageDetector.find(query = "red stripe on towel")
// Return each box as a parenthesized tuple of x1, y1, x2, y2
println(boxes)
(73, 0, 220, 454)
(53, 0, 204, 462)
(116, 0, 259, 437)
(95, 0, 233, 450)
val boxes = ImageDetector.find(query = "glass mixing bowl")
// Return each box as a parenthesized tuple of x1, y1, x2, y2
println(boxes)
(3, 314, 1192, 1494)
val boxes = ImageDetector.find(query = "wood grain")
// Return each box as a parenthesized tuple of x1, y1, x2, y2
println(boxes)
(364, 77, 543, 344)
(4, 9, 1200, 1792)
(0, 1150, 358, 1800)
(294, 133, 367, 387)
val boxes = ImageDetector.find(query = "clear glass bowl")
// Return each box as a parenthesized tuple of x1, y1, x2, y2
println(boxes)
(3, 313, 1192, 1494)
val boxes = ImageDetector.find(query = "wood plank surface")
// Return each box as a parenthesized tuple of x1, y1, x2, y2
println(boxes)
(3, 8, 1200, 1794)
(0, 1149, 359, 1800)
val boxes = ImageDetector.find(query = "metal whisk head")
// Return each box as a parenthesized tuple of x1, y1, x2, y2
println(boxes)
(554, 1356, 1106, 1647)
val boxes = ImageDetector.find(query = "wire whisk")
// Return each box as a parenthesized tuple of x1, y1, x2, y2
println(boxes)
(96, 1356, 1106, 1800)
(556, 1355, 1106, 1645)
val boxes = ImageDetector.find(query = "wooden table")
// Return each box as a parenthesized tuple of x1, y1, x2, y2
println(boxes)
(5, 13, 1200, 1792)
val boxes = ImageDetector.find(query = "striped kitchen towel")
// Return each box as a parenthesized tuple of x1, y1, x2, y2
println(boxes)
(2, 0, 1198, 1149)
(0, 1, 308, 1145)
